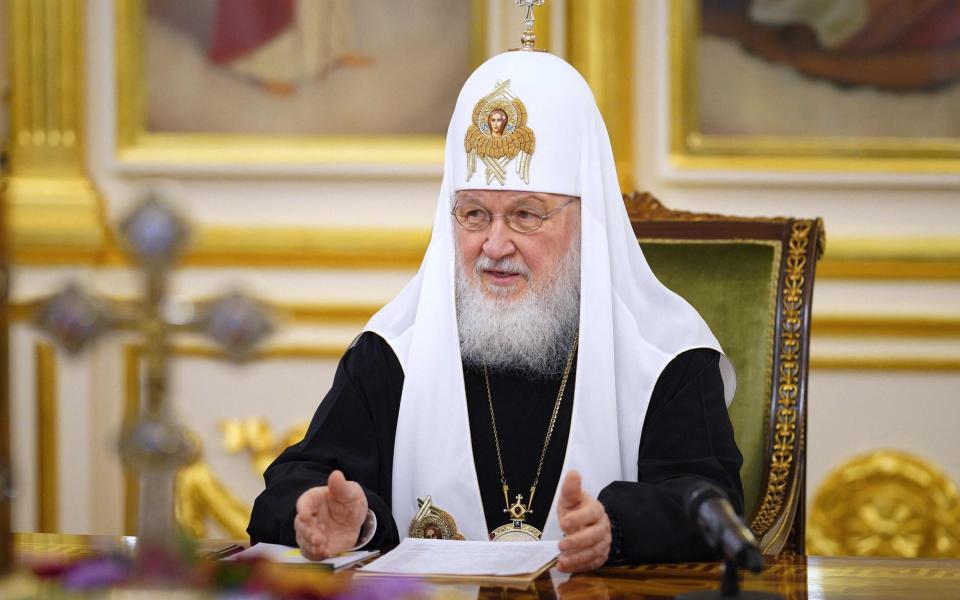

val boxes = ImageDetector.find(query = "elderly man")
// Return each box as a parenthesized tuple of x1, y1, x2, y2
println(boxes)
(248, 47, 743, 573)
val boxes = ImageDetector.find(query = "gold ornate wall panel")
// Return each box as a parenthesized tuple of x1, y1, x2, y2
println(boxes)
(2, 0, 954, 279)
(7, 0, 108, 263)
(809, 450, 960, 558)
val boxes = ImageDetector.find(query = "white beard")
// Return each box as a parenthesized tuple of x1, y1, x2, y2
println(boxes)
(455, 235, 581, 376)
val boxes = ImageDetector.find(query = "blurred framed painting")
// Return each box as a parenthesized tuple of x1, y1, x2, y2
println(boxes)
(669, 0, 960, 173)
(116, 0, 486, 168)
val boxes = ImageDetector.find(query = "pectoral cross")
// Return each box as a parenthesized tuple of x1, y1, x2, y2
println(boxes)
(505, 494, 533, 522)
(34, 192, 273, 575)
(515, 0, 545, 50)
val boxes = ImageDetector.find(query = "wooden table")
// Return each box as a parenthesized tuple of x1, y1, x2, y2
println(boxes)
(8, 533, 960, 599)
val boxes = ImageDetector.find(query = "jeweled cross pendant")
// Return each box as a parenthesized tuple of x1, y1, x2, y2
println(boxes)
(504, 493, 533, 522)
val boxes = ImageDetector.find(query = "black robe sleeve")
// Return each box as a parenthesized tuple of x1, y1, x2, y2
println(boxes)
(598, 349, 744, 564)
(246, 333, 403, 550)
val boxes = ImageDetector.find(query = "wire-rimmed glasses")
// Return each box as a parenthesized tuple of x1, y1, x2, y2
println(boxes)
(451, 198, 577, 233)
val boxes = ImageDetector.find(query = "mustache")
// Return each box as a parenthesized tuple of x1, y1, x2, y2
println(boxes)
(474, 255, 530, 278)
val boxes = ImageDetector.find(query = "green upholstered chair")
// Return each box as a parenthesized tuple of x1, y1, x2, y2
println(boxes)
(626, 192, 825, 555)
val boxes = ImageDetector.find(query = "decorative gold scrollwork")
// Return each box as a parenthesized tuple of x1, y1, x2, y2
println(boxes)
(221, 417, 308, 476)
(808, 451, 960, 558)
(175, 459, 251, 540)
(750, 221, 811, 538)
(174, 419, 308, 538)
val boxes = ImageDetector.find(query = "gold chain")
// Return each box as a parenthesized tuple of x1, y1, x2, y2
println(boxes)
(482, 332, 579, 513)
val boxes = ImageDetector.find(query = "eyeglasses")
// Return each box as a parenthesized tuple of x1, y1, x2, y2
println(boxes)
(451, 198, 578, 233)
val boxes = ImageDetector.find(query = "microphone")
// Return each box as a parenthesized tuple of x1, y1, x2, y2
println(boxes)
(685, 483, 763, 573)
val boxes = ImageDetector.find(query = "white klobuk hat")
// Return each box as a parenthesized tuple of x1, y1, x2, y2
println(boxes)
(366, 5, 735, 542)
(451, 50, 589, 195)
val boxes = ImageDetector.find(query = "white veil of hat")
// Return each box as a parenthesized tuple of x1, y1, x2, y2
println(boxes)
(365, 51, 735, 542)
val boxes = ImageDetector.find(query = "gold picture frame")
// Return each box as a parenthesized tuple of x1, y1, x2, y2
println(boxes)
(115, 0, 487, 167)
(669, 0, 960, 173)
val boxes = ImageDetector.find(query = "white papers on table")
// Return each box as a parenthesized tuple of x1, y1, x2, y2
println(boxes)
(225, 542, 378, 570)
(358, 538, 559, 577)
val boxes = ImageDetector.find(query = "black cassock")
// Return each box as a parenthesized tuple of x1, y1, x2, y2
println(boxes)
(247, 331, 744, 564)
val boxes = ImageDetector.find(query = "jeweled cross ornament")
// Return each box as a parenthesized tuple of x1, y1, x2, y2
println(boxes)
(515, 0, 544, 50)
(505, 494, 532, 521)
(34, 191, 273, 577)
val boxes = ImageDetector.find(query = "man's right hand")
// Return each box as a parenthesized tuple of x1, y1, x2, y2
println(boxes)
(294, 470, 368, 560)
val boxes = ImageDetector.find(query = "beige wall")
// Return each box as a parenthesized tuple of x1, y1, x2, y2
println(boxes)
(6, 0, 960, 540)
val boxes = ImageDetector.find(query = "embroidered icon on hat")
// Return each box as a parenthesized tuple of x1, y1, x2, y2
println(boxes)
(464, 80, 535, 185)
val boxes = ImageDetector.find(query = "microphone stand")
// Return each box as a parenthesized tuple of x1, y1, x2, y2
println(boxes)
(677, 557, 782, 600)
(678, 483, 784, 599)
(720, 559, 742, 597)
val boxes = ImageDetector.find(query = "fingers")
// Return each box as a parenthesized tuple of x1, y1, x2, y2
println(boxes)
(326, 470, 367, 529)
(559, 496, 605, 534)
(296, 485, 326, 517)
(558, 470, 583, 511)
(295, 511, 331, 560)
(556, 490, 612, 574)
(328, 470, 364, 505)
(557, 540, 610, 573)
(296, 486, 334, 560)
(293, 474, 367, 560)
(557, 520, 611, 574)
(327, 470, 347, 497)
(558, 518, 609, 554)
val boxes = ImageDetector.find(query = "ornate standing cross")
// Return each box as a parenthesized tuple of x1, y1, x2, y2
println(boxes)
(34, 192, 273, 575)
(516, 0, 545, 50)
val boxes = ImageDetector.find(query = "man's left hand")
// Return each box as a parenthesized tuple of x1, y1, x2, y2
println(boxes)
(556, 470, 611, 573)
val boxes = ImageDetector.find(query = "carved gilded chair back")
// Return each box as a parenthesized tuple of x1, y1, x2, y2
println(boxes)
(626, 192, 825, 555)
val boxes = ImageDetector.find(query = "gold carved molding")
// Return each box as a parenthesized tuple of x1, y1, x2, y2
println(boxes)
(567, 0, 634, 192)
(6, 0, 109, 261)
(10, 220, 959, 281)
(10, 297, 960, 342)
(34, 343, 57, 534)
(751, 220, 812, 549)
(12, 298, 960, 376)
(808, 450, 960, 558)
(810, 357, 960, 372)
